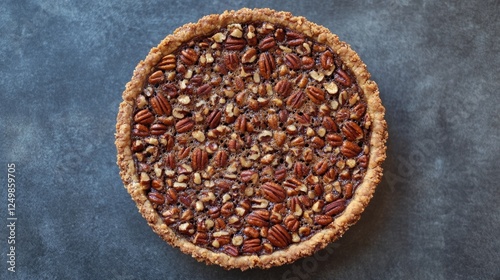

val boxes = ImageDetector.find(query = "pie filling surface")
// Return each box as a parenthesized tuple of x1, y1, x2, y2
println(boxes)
(132, 21, 370, 256)
(117, 8, 387, 269)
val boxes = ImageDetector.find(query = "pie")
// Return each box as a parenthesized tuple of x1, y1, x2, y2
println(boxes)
(115, 8, 387, 270)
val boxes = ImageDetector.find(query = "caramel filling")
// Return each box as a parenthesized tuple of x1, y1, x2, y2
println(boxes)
(131, 22, 370, 256)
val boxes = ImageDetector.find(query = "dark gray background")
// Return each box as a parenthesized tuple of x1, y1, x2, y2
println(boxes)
(1, 0, 499, 279)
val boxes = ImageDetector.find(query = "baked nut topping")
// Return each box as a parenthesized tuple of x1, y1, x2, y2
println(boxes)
(116, 8, 387, 270)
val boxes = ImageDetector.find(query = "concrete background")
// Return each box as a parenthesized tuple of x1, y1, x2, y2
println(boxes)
(1, 0, 499, 279)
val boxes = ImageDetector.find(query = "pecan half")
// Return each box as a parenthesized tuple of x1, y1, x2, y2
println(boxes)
(343, 183, 354, 199)
(286, 90, 305, 109)
(274, 131, 286, 146)
(131, 140, 144, 152)
(214, 182, 232, 196)
(326, 133, 343, 147)
(258, 36, 276, 50)
(301, 56, 314, 70)
(283, 215, 299, 232)
(148, 70, 164, 85)
(150, 123, 167, 135)
(267, 224, 292, 248)
(322, 116, 338, 132)
(283, 177, 303, 189)
(177, 222, 194, 235)
(351, 102, 367, 120)
(284, 53, 302, 70)
(161, 134, 174, 151)
(180, 49, 198, 65)
(314, 215, 333, 226)
(279, 109, 289, 123)
(234, 115, 247, 132)
(358, 155, 368, 168)
(336, 108, 350, 123)
(241, 170, 258, 183)
(214, 150, 228, 167)
(213, 232, 231, 247)
(244, 227, 260, 238)
(320, 51, 334, 70)
(335, 68, 352, 87)
(175, 118, 194, 133)
(275, 167, 287, 181)
(241, 238, 263, 254)
(158, 116, 175, 126)
(206, 109, 222, 129)
(286, 31, 305, 46)
(162, 208, 180, 225)
(215, 63, 228, 75)
(197, 84, 212, 96)
(241, 48, 257, 63)
(165, 188, 177, 204)
(147, 192, 165, 205)
(313, 159, 329, 175)
(179, 198, 193, 212)
(275, 28, 285, 42)
(191, 148, 208, 171)
(323, 168, 337, 183)
(290, 197, 302, 216)
(134, 109, 154, 125)
(132, 124, 149, 137)
(260, 182, 286, 203)
(306, 86, 325, 104)
(150, 94, 172, 116)
(246, 209, 270, 227)
(225, 36, 246, 51)
(342, 121, 364, 141)
(190, 75, 203, 87)
(340, 141, 362, 158)
(228, 139, 241, 152)
(267, 114, 279, 130)
(274, 80, 293, 97)
(221, 202, 234, 217)
(159, 83, 178, 98)
(290, 136, 305, 147)
(157, 54, 176, 70)
(294, 162, 310, 178)
(224, 52, 240, 71)
(193, 232, 209, 245)
(214, 218, 226, 230)
(208, 206, 221, 219)
(324, 199, 346, 216)
(339, 169, 351, 180)
(258, 53, 276, 79)
(303, 148, 314, 162)
(310, 136, 325, 149)
(164, 152, 176, 169)
(222, 245, 239, 257)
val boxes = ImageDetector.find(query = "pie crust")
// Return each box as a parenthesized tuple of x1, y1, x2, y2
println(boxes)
(116, 8, 387, 270)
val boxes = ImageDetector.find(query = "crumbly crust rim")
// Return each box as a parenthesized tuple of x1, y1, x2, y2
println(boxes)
(115, 8, 387, 270)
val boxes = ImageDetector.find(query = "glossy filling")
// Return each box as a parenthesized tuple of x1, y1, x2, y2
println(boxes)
(131, 22, 371, 256)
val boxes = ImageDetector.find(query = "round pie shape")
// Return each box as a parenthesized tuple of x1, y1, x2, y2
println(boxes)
(116, 8, 387, 270)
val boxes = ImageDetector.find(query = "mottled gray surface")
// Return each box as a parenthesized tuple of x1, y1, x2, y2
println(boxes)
(1, 0, 499, 279)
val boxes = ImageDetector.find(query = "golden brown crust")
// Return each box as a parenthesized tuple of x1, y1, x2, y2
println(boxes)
(116, 8, 387, 270)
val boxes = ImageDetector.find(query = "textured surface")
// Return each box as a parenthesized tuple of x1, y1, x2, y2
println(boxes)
(0, 0, 499, 279)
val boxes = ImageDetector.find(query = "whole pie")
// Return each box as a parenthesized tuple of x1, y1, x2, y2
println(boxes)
(116, 8, 387, 270)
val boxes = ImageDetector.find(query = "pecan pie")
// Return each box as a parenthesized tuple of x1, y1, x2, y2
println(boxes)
(116, 8, 387, 270)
